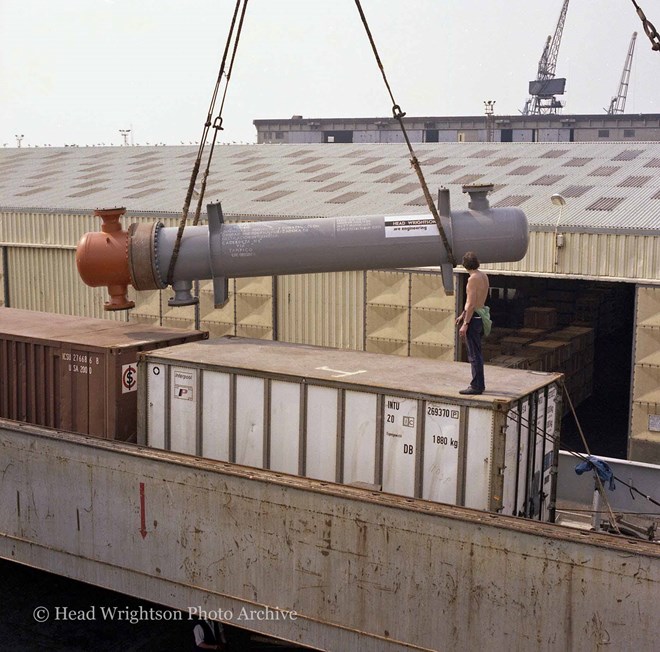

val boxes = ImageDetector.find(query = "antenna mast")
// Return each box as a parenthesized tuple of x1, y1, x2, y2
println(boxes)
(606, 32, 637, 114)
(522, 0, 570, 115)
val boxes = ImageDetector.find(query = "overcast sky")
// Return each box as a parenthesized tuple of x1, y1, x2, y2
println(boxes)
(1, 0, 659, 147)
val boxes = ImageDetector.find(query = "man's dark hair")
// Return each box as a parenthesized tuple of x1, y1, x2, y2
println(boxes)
(462, 251, 480, 270)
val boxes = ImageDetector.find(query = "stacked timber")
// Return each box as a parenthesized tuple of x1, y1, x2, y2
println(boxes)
(488, 325, 595, 411)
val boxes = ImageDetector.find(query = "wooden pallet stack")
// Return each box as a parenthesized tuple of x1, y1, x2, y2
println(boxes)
(487, 313, 595, 412)
(549, 326, 595, 407)
(574, 287, 624, 338)
(522, 306, 559, 330)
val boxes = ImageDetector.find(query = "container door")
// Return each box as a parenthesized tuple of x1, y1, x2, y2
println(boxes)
(528, 389, 547, 520)
(0, 339, 7, 418)
(503, 399, 531, 516)
(146, 362, 166, 449)
(170, 366, 198, 455)
(201, 371, 231, 462)
(423, 402, 462, 504)
(235, 375, 265, 469)
(270, 380, 301, 475)
(60, 345, 98, 436)
(382, 396, 419, 497)
(464, 408, 494, 510)
(343, 391, 378, 485)
(305, 385, 339, 481)
(503, 406, 520, 515)
(541, 385, 559, 520)
(517, 399, 531, 516)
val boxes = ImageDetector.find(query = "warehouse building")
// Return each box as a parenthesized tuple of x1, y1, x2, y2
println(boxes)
(254, 113, 660, 144)
(0, 141, 658, 462)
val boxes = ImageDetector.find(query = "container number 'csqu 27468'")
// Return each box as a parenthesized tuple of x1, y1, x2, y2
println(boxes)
(62, 351, 101, 375)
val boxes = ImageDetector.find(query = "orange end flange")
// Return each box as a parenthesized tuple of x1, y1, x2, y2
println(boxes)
(76, 207, 135, 311)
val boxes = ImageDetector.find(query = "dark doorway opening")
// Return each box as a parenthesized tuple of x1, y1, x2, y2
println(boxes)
(323, 130, 353, 143)
(425, 129, 439, 142)
(500, 128, 513, 142)
(467, 275, 635, 458)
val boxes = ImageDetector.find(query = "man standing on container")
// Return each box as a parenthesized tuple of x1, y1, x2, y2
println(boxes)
(456, 251, 491, 395)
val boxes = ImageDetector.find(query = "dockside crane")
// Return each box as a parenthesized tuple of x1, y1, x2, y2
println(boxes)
(522, 0, 570, 115)
(606, 32, 637, 114)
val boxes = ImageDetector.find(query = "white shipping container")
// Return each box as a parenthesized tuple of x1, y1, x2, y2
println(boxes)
(138, 338, 562, 519)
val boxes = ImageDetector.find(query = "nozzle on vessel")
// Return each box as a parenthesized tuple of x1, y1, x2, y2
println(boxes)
(462, 184, 494, 211)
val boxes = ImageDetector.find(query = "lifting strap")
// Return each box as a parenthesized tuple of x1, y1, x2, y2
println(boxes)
(353, 0, 457, 268)
(166, 0, 249, 286)
(168, 0, 457, 288)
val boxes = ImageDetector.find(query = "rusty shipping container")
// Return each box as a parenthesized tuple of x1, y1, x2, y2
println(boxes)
(0, 308, 207, 440)
(139, 337, 563, 518)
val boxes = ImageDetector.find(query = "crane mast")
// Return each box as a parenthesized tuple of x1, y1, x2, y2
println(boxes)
(522, 0, 570, 115)
(607, 32, 637, 114)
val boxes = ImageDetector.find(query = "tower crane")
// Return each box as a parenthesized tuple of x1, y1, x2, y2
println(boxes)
(606, 32, 637, 114)
(522, 0, 570, 115)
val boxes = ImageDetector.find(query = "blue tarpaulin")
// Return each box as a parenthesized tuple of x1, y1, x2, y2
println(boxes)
(575, 455, 616, 490)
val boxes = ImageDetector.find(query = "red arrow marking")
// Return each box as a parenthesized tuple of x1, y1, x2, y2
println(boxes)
(139, 482, 147, 539)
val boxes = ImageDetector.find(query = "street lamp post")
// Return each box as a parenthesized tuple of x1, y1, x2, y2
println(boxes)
(551, 193, 566, 269)
(484, 101, 496, 142)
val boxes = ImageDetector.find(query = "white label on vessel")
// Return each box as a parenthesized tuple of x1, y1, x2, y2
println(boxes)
(384, 215, 437, 238)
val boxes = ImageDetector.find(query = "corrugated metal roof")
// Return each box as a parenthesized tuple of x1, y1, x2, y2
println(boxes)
(1, 142, 660, 234)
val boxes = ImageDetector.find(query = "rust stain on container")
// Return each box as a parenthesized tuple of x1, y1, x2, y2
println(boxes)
(0, 307, 207, 441)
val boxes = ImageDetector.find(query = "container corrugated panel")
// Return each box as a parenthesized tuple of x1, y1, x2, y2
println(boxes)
(139, 337, 562, 519)
(0, 308, 207, 440)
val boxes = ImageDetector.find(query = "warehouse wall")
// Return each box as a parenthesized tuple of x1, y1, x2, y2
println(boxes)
(130, 277, 275, 340)
(486, 231, 659, 282)
(0, 247, 5, 307)
(365, 270, 455, 360)
(277, 272, 363, 350)
(630, 285, 660, 464)
(0, 210, 173, 321)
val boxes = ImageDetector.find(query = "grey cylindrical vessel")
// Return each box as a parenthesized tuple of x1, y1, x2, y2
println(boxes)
(154, 208, 528, 283)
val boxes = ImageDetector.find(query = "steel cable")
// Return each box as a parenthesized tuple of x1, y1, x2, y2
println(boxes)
(166, 0, 248, 286)
(631, 0, 660, 51)
(353, 0, 457, 267)
(193, 0, 249, 227)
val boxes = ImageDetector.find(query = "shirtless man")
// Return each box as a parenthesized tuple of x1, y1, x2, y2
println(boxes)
(455, 252, 490, 395)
